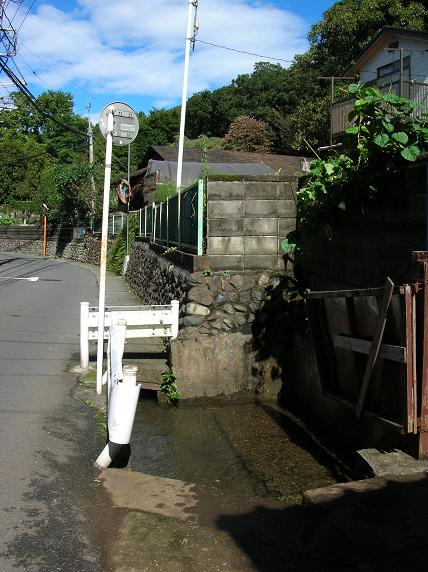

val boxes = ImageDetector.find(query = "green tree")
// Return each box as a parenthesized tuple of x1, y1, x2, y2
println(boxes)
(308, 0, 428, 75)
(34, 161, 101, 226)
(0, 136, 48, 205)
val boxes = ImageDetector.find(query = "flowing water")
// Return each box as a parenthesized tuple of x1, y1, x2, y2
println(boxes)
(131, 394, 352, 503)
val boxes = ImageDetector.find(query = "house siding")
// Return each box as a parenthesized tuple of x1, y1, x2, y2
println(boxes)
(359, 36, 428, 85)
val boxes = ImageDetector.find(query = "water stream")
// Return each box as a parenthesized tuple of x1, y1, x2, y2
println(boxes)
(131, 394, 352, 503)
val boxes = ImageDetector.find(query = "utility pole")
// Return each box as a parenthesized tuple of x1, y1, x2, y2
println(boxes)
(87, 103, 96, 231)
(176, 0, 199, 192)
(0, 1, 17, 57)
(318, 76, 355, 146)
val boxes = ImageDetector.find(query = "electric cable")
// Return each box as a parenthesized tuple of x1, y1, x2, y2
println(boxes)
(19, 43, 105, 105)
(195, 38, 294, 63)
(16, 0, 37, 32)
(0, 56, 88, 138)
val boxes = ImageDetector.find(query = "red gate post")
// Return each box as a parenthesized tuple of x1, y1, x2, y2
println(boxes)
(419, 261, 428, 458)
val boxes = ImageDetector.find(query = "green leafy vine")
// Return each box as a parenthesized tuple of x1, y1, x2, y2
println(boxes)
(298, 83, 428, 230)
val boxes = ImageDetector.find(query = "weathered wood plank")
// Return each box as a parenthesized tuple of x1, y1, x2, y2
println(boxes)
(355, 277, 395, 419)
(333, 334, 406, 363)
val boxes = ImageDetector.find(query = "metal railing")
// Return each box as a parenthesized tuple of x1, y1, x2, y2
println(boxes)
(104, 180, 204, 255)
(331, 80, 428, 136)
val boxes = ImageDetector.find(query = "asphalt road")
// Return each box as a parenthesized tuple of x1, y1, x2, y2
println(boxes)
(0, 253, 106, 571)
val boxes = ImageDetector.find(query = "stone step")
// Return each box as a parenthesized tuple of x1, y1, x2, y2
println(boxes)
(123, 359, 167, 385)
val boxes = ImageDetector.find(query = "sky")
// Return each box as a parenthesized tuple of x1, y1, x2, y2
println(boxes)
(0, 0, 337, 122)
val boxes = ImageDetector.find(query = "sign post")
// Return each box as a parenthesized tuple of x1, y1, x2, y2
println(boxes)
(96, 102, 139, 395)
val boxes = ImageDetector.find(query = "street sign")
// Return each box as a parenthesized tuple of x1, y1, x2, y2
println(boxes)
(98, 102, 139, 146)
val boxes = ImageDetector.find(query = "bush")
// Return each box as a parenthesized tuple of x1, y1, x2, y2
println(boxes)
(0, 214, 15, 226)
(107, 217, 138, 274)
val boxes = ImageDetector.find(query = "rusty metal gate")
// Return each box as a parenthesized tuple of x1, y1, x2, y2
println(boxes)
(305, 270, 428, 458)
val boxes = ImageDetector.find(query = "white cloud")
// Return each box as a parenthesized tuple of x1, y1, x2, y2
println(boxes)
(15, 0, 309, 109)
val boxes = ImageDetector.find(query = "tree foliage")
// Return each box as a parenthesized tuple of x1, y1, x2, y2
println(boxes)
(0, 90, 97, 223)
(223, 115, 272, 152)
(183, 0, 428, 154)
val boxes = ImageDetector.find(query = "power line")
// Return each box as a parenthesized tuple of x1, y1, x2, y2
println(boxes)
(16, 0, 37, 32)
(19, 43, 105, 105)
(0, 56, 88, 138)
(17, 51, 60, 91)
(195, 38, 294, 63)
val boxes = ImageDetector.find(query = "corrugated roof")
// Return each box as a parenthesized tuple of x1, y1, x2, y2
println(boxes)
(147, 159, 275, 185)
(141, 145, 311, 176)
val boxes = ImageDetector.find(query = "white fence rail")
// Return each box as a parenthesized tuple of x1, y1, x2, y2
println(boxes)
(80, 300, 179, 369)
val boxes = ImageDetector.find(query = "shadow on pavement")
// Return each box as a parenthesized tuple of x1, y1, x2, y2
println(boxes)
(215, 471, 428, 571)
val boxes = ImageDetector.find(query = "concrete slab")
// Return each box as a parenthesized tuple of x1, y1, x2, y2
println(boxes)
(303, 471, 428, 564)
(100, 470, 350, 572)
(100, 469, 286, 531)
(356, 448, 428, 477)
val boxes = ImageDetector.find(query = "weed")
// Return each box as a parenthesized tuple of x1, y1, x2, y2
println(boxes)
(160, 369, 181, 404)
(83, 399, 107, 439)
(202, 266, 213, 277)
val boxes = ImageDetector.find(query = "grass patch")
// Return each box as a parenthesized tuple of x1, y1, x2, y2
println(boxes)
(84, 399, 108, 439)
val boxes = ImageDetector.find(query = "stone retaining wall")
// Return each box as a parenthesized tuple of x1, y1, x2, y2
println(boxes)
(0, 233, 106, 265)
(123, 239, 283, 398)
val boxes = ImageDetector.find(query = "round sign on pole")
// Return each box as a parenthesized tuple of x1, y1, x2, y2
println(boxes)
(99, 102, 139, 146)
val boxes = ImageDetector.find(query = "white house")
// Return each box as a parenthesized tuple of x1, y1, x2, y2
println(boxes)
(332, 27, 428, 137)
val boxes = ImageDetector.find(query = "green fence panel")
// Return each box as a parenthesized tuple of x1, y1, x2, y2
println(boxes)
(180, 184, 199, 253)
(168, 194, 179, 245)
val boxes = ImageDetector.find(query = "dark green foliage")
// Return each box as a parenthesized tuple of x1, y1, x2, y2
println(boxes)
(34, 161, 99, 226)
(160, 369, 181, 404)
(297, 83, 428, 229)
(107, 217, 138, 275)
(0, 89, 96, 223)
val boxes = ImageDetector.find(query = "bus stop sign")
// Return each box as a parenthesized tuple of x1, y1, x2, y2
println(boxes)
(99, 102, 139, 147)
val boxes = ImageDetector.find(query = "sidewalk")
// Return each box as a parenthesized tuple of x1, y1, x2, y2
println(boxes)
(74, 261, 142, 307)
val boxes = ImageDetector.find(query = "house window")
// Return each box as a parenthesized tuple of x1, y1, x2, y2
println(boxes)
(376, 55, 410, 96)
(377, 55, 410, 79)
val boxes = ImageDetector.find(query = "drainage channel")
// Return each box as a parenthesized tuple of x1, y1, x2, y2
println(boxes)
(130, 394, 354, 503)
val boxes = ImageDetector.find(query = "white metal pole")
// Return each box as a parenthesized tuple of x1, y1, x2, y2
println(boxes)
(176, 0, 195, 192)
(96, 105, 114, 395)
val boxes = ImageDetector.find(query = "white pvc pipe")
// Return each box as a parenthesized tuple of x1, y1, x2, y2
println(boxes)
(108, 365, 140, 444)
(80, 301, 90, 369)
(96, 106, 114, 395)
(109, 320, 127, 397)
(94, 365, 140, 469)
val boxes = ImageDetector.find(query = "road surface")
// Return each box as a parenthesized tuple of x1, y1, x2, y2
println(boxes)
(0, 253, 106, 571)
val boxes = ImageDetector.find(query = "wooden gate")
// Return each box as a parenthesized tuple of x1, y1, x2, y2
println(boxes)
(305, 278, 418, 437)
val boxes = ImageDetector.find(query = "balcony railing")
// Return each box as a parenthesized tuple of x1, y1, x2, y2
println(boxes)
(331, 80, 428, 137)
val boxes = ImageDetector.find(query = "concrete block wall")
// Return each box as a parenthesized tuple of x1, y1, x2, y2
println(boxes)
(300, 181, 427, 290)
(206, 176, 297, 272)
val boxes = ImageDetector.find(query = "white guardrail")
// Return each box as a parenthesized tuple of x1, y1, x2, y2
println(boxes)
(80, 300, 179, 370)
